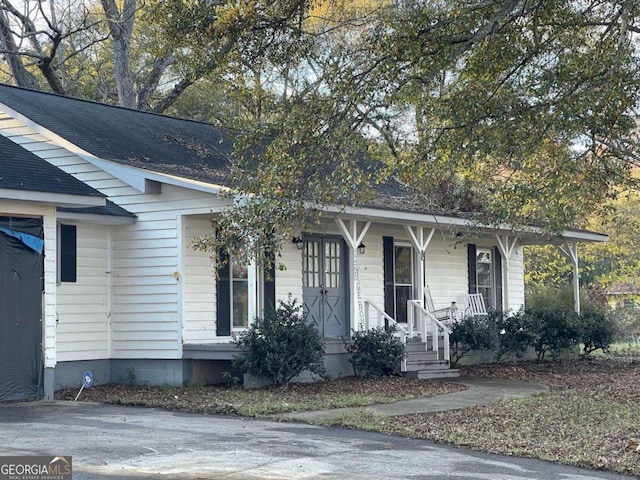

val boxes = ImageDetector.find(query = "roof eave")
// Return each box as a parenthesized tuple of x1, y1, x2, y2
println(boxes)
(56, 210, 136, 225)
(0, 188, 105, 208)
(319, 204, 608, 243)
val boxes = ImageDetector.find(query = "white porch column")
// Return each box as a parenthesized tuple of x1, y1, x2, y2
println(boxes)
(557, 242, 581, 313)
(335, 219, 371, 331)
(404, 226, 436, 304)
(494, 235, 518, 312)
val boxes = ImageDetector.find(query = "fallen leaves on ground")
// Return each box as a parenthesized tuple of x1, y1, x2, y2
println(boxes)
(55, 357, 640, 476)
(55, 376, 466, 416)
(372, 358, 640, 476)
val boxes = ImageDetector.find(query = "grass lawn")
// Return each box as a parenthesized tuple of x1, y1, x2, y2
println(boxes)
(56, 356, 640, 476)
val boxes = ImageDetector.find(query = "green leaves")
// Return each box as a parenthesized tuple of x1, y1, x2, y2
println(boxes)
(188, 1, 640, 261)
(345, 326, 406, 379)
(233, 296, 326, 386)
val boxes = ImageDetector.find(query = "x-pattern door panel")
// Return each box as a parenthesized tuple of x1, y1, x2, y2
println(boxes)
(302, 236, 348, 337)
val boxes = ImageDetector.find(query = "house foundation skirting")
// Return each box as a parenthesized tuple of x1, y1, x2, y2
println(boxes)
(52, 342, 355, 394)
(52, 359, 188, 392)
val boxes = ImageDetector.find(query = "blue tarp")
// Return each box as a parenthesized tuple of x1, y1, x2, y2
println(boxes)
(0, 227, 44, 254)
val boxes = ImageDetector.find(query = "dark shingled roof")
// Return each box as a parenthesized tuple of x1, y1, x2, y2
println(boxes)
(0, 84, 424, 212)
(0, 84, 419, 206)
(0, 83, 233, 187)
(0, 134, 104, 198)
(58, 199, 136, 218)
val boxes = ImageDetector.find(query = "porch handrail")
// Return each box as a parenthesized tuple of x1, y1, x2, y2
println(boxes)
(364, 300, 408, 372)
(407, 299, 451, 362)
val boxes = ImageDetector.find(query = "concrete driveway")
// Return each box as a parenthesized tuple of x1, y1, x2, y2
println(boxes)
(0, 401, 631, 480)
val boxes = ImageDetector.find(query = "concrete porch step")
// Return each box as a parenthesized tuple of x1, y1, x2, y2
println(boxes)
(405, 351, 439, 362)
(404, 360, 451, 372)
(404, 369, 460, 380)
(405, 339, 430, 353)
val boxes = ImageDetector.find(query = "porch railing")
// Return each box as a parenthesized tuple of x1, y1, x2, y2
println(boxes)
(407, 300, 451, 362)
(363, 300, 409, 372)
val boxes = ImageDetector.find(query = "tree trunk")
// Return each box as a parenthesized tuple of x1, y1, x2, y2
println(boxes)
(102, 0, 137, 108)
(0, 9, 39, 90)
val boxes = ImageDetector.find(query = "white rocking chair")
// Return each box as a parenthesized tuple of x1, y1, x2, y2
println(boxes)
(425, 285, 458, 324)
(463, 293, 488, 318)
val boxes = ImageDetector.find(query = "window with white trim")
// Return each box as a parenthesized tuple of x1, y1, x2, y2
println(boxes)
(394, 244, 413, 323)
(476, 248, 493, 306)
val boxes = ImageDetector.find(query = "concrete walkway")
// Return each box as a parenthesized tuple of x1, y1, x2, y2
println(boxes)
(276, 377, 549, 422)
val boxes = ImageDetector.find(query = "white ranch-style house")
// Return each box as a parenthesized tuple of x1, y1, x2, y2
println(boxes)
(0, 84, 606, 401)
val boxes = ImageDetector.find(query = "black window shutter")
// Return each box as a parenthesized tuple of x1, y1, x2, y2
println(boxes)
(263, 254, 276, 312)
(493, 246, 503, 311)
(216, 250, 231, 337)
(383, 236, 394, 318)
(60, 224, 77, 282)
(467, 243, 477, 294)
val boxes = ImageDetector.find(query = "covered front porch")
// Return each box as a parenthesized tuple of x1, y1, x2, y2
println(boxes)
(180, 209, 605, 382)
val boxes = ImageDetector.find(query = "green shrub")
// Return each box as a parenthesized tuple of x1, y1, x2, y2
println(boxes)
(579, 309, 617, 355)
(526, 308, 580, 361)
(449, 315, 496, 366)
(345, 327, 406, 379)
(232, 296, 325, 387)
(493, 309, 534, 362)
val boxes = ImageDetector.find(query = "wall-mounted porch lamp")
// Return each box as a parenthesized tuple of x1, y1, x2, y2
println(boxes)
(357, 242, 366, 255)
(292, 236, 304, 250)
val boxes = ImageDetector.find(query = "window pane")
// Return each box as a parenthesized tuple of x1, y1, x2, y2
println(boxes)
(232, 280, 248, 328)
(232, 262, 248, 279)
(60, 224, 77, 282)
(478, 287, 491, 306)
(395, 246, 412, 285)
(324, 241, 341, 289)
(303, 241, 320, 287)
(476, 250, 492, 305)
(395, 286, 412, 323)
(476, 251, 492, 287)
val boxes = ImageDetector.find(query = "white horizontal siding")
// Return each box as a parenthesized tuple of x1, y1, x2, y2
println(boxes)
(425, 236, 470, 309)
(0, 112, 232, 359)
(507, 246, 525, 311)
(56, 224, 110, 361)
(276, 243, 304, 304)
(361, 225, 469, 313)
(0, 111, 532, 358)
(182, 217, 217, 343)
(355, 228, 384, 314)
